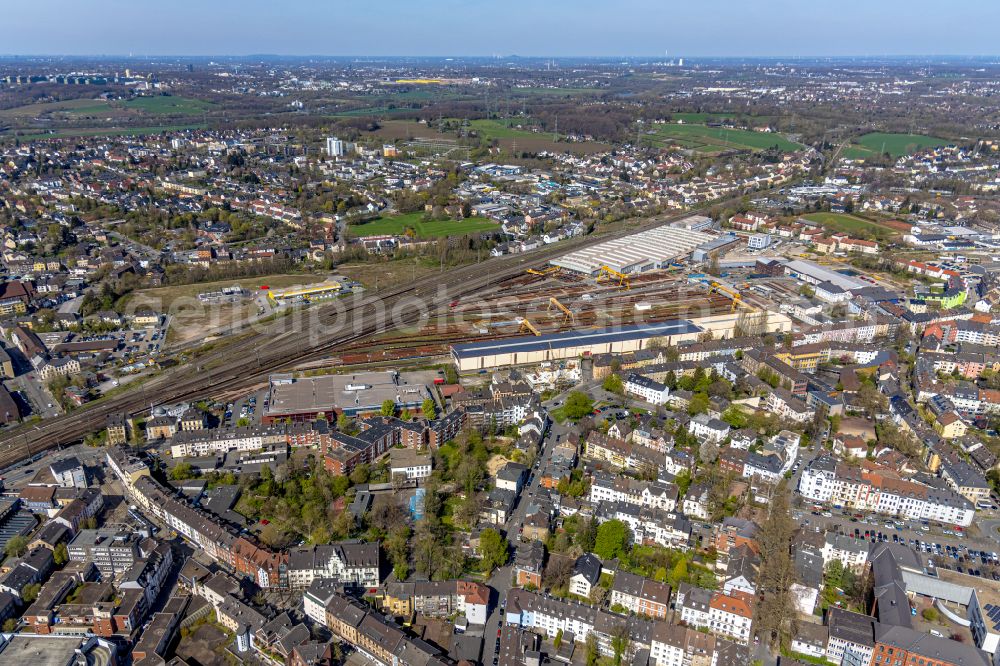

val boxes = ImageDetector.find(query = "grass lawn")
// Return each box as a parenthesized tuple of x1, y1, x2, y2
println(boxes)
(124, 96, 215, 115)
(349, 212, 499, 238)
(0, 98, 113, 118)
(802, 212, 900, 240)
(644, 123, 801, 153)
(845, 132, 951, 159)
(669, 112, 744, 123)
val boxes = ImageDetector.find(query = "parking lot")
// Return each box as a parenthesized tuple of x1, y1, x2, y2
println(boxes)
(226, 387, 269, 427)
(794, 507, 1000, 581)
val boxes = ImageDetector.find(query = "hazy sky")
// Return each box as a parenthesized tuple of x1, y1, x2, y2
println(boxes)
(6, 0, 1000, 57)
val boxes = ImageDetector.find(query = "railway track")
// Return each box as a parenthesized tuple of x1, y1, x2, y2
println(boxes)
(0, 200, 764, 466)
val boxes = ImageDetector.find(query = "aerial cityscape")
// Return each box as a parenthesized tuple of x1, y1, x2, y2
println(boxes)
(3, 3, 1000, 666)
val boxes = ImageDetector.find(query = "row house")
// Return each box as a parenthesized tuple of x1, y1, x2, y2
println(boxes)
(322, 592, 451, 666)
(382, 579, 489, 624)
(589, 472, 678, 512)
(608, 571, 672, 620)
(798, 456, 975, 526)
(595, 501, 691, 549)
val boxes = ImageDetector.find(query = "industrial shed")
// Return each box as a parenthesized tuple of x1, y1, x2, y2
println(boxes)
(550, 224, 714, 276)
(451, 320, 703, 371)
(450, 311, 793, 372)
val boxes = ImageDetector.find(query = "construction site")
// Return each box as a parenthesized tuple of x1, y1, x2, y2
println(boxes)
(326, 265, 789, 370)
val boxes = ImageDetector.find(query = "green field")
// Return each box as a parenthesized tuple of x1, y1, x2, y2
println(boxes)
(332, 106, 416, 117)
(349, 212, 499, 238)
(467, 118, 556, 141)
(843, 132, 951, 159)
(124, 96, 215, 115)
(513, 87, 605, 96)
(643, 123, 801, 153)
(0, 96, 212, 120)
(0, 98, 114, 118)
(2, 124, 206, 142)
(802, 212, 899, 241)
(669, 112, 746, 124)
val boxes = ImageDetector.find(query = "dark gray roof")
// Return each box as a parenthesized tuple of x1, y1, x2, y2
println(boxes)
(827, 608, 875, 647)
(573, 553, 602, 585)
(451, 321, 700, 359)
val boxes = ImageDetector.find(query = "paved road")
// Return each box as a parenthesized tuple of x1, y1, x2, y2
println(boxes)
(57, 295, 84, 315)
(9, 370, 61, 419)
(480, 392, 576, 666)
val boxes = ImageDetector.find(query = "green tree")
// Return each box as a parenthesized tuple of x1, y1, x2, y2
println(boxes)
(721, 405, 748, 429)
(479, 528, 510, 572)
(610, 623, 630, 666)
(4, 535, 28, 558)
(381, 400, 396, 417)
(421, 398, 437, 420)
(668, 558, 689, 587)
(674, 469, 693, 496)
(688, 393, 710, 415)
(53, 543, 68, 567)
(602, 374, 624, 395)
(349, 463, 370, 485)
(21, 583, 40, 604)
(577, 517, 598, 553)
(586, 633, 599, 666)
(1, 618, 16, 633)
(594, 520, 629, 560)
(337, 412, 354, 432)
(168, 462, 198, 481)
(563, 391, 595, 421)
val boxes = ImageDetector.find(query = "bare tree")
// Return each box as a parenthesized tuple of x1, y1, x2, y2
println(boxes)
(753, 480, 798, 652)
(543, 555, 574, 591)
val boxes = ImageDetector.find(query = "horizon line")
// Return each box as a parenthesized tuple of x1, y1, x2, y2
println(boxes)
(2, 53, 1000, 60)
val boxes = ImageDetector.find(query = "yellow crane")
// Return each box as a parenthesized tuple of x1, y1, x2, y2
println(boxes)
(526, 266, 560, 276)
(710, 281, 744, 312)
(519, 317, 541, 336)
(596, 265, 631, 290)
(548, 296, 575, 323)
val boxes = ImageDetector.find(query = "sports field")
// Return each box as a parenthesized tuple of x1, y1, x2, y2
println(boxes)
(644, 123, 801, 153)
(802, 212, 900, 241)
(349, 212, 499, 238)
(843, 133, 951, 159)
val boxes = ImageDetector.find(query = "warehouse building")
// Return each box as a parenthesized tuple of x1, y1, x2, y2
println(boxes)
(451, 312, 793, 372)
(550, 221, 714, 276)
(263, 371, 431, 422)
(781, 259, 868, 292)
(452, 321, 702, 371)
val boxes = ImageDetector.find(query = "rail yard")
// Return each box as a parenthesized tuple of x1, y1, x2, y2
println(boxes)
(0, 209, 738, 467)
